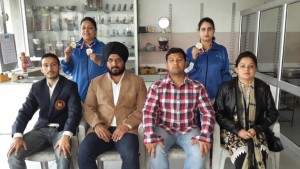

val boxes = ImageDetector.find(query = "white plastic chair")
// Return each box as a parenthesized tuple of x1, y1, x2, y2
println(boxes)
(26, 146, 55, 169)
(212, 122, 280, 169)
(78, 119, 146, 169)
(26, 136, 79, 169)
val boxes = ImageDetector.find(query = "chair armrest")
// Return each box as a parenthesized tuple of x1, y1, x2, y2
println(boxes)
(71, 136, 79, 169)
(138, 123, 146, 169)
(78, 118, 89, 144)
(270, 121, 280, 137)
(213, 123, 221, 148)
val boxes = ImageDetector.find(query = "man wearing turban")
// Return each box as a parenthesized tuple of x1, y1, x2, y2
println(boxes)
(78, 42, 147, 169)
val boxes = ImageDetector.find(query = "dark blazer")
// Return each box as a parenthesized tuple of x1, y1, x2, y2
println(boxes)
(12, 75, 82, 135)
(214, 77, 279, 135)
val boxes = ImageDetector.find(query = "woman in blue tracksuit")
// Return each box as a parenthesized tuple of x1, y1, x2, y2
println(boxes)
(186, 17, 231, 102)
(61, 17, 107, 102)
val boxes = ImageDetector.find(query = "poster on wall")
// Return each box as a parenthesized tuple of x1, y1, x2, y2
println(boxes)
(0, 34, 18, 64)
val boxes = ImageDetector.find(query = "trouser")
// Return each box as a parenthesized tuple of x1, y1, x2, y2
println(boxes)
(77, 127, 139, 169)
(150, 127, 207, 169)
(8, 127, 71, 169)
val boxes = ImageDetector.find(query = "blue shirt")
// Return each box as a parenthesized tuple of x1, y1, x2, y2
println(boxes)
(61, 37, 108, 102)
(185, 41, 231, 100)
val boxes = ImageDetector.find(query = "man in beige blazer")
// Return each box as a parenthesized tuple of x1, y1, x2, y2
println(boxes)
(78, 41, 147, 169)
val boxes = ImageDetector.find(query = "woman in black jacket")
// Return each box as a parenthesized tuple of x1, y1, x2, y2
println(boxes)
(214, 51, 279, 169)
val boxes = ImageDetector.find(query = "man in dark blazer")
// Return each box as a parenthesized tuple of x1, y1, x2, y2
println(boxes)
(7, 53, 82, 169)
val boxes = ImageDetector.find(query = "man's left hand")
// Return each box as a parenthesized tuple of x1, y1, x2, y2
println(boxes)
(192, 140, 211, 157)
(55, 135, 71, 158)
(112, 124, 129, 142)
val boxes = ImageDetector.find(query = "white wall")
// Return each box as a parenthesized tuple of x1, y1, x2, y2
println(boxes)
(138, 0, 274, 33)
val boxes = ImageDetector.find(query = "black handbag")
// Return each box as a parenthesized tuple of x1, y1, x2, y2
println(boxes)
(265, 128, 284, 152)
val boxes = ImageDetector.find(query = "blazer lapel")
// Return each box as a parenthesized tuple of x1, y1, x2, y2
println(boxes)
(103, 74, 115, 107)
(116, 71, 130, 107)
(41, 79, 51, 116)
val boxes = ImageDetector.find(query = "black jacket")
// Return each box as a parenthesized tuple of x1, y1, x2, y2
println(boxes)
(12, 75, 82, 135)
(213, 77, 279, 135)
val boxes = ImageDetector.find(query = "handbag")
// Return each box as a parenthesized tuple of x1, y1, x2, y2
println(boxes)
(265, 128, 284, 152)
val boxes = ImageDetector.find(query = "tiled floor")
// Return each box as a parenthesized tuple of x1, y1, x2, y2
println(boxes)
(1, 133, 300, 169)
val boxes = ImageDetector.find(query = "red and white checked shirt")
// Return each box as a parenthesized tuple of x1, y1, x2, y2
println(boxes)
(143, 74, 215, 144)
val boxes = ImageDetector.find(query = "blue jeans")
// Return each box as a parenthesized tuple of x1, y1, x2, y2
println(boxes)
(150, 127, 206, 169)
(78, 127, 139, 169)
(7, 127, 71, 169)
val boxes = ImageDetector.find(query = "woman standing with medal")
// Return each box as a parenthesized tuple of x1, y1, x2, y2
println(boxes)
(62, 17, 107, 102)
(185, 17, 231, 103)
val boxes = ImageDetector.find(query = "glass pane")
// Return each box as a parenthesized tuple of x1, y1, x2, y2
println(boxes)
(240, 13, 257, 53)
(257, 7, 282, 78)
(281, 2, 300, 87)
(279, 89, 300, 146)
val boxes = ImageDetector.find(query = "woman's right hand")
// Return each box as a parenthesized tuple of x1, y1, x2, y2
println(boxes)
(238, 129, 252, 139)
(192, 47, 200, 60)
(64, 46, 73, 63)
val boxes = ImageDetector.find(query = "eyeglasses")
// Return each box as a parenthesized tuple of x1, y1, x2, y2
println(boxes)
(107, 58, 123, 63)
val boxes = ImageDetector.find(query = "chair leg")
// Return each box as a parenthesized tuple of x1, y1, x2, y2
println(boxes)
(269, 152, 280, 169)
(40, 162, 49, 169)
(97, 159, 104, 169)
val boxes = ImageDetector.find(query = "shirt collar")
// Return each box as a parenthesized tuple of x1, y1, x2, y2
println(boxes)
(163, 73, 192, 86)
(46, 77, 59, 88)
(107, 72, 125, 85)
(78, 37, 98, 49)
(238, 79, 254, 89)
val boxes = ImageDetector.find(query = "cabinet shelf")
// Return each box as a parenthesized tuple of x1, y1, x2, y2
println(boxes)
(99, 23, 134, 25)
(139, 32, 171, 34)
(84, 10, 134, 15)
(139, 50, 168, 53)
(101, 35, 134, 38)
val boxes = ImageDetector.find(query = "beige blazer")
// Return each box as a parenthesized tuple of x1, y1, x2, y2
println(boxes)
(84, 71, 147, 135)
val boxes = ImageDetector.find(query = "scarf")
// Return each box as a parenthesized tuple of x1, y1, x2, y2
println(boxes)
(238, 80, 266, 169)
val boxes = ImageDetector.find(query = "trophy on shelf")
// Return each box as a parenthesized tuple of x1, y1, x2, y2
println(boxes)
(33, 38, 44, 57)
(158, 37, 169, 51)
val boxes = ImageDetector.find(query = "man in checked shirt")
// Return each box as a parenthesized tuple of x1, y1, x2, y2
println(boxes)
(143, 47, 215, 169)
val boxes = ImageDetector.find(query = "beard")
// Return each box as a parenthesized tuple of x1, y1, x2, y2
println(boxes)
(46, 71, 59, 80)
(108, 65, 125, 76)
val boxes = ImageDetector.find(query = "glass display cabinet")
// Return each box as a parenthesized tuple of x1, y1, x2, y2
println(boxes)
(21, 0, 138, 74)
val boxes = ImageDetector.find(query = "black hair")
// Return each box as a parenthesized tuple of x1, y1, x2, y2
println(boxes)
(80, 17, 97, 30)
(235, 51, 257, 67)
(197, 17, 216, 41)
(40, 53, 60, 66)
(165, 48, 186, 61)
